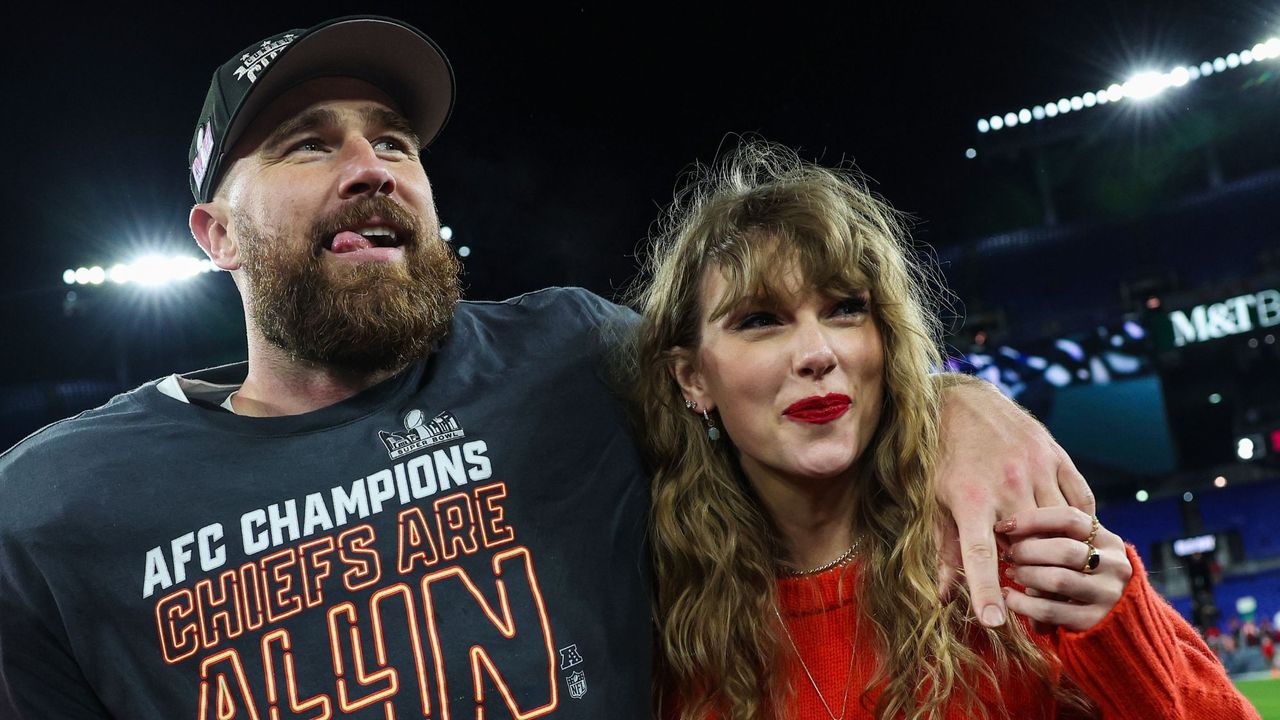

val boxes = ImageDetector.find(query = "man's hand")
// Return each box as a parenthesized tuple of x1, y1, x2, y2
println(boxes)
(933, 374, 1095, 627)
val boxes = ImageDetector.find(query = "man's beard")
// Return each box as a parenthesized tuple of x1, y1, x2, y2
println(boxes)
(236, 197, 462, 374)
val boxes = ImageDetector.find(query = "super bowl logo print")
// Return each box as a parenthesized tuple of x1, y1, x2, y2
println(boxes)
(379, 408, 466, 459)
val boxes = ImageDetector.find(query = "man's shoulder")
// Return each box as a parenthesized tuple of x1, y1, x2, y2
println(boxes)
(453, 286, 638, 350)
(459, 286, 637, 326)
(0, 380, 157, 475)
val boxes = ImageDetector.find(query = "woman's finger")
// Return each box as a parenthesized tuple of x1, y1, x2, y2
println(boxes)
(995, 506, 1095, 540)
(1004, 587, 1102, 633)
(1006, 564, 1117, 606)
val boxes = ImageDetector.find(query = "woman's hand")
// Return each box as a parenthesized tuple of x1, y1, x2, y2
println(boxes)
(997, 506, 1134, 633)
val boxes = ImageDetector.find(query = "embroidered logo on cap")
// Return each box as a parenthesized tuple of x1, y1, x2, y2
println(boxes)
(233, 33, 298, 84)
(191, 121, 214, 189)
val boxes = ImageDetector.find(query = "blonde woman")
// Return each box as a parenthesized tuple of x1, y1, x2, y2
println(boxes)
(628, 140, 1256, 719)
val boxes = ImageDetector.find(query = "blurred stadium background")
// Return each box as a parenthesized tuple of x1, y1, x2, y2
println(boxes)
(2, 3, 1278, 713)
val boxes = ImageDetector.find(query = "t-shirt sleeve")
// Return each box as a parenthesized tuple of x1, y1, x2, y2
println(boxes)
(1051, 545, 1261, 720)
(0, 450, 112, 718)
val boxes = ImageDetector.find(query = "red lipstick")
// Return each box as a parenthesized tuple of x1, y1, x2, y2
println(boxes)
(783, 393, 852, 424)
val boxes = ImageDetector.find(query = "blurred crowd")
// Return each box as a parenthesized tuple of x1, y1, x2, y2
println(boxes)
(1205, 614, 1280, 677)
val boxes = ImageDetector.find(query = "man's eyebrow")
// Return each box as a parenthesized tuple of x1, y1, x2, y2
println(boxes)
(262, 107, 340, 151)
(360, 106, 422, 149)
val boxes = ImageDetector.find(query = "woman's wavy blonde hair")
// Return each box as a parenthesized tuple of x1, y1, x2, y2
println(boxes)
(624, 140, 1083, 719)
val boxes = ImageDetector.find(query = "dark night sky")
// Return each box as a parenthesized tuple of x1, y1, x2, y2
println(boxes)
(2, 2, 1274, 388)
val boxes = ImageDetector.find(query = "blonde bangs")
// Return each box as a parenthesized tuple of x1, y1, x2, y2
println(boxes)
(703, 223, 873, 325)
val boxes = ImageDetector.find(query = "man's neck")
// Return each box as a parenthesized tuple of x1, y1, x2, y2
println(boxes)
(232, 336, 402, 417)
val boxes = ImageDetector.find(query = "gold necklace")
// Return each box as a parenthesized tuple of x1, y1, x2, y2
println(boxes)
(779, 539, 860, 577)
(774, 606, 856, 720)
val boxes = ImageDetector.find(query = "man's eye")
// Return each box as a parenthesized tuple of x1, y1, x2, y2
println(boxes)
(287, 139, 325, 153)
(373, 137, 413, 154)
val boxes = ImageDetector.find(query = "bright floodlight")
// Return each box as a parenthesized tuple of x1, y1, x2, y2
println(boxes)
(965, 147, 977, 159)
(1004, 112, 1018, 127)
(1124, 71, 1169, 100)
(1227, 53, 1241, 68)
(1214, 476, 1228, 488)
(989, 115, 1004, 130)
(977, 118, 990, 133)
(1135, 489, 1149, 502)
(1070, 96, 1084, 110)
(1045, 103, 1059, 117)
(62, 255, 218, 287)
(458, 245, 472, 258)
(1082, 92, 1097, 107)
(1237, 436, 1256, 460)
(1170, 66, 1190, 86)
(1032, 105, 1046, 120)
(1018, 108, 1032, 123)
(440, 224, 454, 241)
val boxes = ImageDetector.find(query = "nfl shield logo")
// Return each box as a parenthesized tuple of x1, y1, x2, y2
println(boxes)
(567, 670, 587, 699)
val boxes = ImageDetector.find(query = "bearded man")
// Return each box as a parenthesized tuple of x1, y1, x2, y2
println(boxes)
(0, 16, 1094, 719)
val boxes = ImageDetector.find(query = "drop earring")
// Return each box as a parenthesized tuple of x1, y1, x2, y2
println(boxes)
(702, 409, 720, 441)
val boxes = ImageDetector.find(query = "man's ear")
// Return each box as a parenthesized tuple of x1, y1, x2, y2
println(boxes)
(190, 201, 241, 271)
(669, 347, 714, 413)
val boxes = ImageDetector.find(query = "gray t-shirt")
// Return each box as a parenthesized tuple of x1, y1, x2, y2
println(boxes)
(0, 287, 650, 719)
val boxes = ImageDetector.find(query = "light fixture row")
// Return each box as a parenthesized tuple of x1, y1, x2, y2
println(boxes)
(976, 37, 1280, 135)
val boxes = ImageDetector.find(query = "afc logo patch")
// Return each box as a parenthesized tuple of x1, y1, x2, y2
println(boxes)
(559, 644, 586, 699)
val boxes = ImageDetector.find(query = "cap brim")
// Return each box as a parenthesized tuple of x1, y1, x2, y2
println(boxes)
(222, 16, 454, 160)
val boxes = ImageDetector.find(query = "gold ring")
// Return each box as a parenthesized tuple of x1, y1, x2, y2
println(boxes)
(1081, 543, 1101, 574)
(1084, 515, 1100, 545)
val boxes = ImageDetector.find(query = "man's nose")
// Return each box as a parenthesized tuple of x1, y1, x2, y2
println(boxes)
(338, 139, 396, 199)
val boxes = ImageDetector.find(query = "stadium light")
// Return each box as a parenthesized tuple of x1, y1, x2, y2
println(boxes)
(440, 224, 454, 241)
(972, 35, 1280, 134)
(1237, 434, 1265, 461)
(62, 255, 218, 287)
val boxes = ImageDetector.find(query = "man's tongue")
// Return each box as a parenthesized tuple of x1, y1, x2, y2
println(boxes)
(330, 231, 374, 254)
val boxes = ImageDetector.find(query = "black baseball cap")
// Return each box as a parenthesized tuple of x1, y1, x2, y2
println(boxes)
(188, 15, 454, 203)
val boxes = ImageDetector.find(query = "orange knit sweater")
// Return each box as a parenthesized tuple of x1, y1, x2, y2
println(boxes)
(770, 546, 1259, 719)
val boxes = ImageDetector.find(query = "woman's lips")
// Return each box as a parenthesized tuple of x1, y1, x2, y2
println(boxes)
(782, 393, 852, 424)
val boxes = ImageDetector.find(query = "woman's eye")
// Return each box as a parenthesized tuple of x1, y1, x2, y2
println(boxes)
(832, 296, 870, 316)
(735, 312, 779, 330)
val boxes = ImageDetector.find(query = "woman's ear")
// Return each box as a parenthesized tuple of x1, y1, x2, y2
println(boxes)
(669, 347, 713, 413)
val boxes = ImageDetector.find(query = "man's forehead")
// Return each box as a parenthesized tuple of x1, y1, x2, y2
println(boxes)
(235, 77, 407, 155)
